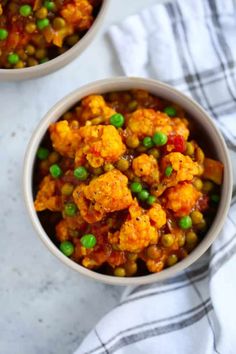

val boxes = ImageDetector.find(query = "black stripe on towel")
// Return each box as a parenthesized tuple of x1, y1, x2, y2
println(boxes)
(165, 3, 204, 106)
(186, 272, 220, 354)
(208, 0, 236, 93)
(89, 302, 213, 354)
(86, 299, 211, 354)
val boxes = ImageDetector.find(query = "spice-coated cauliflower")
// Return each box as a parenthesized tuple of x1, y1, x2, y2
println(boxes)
(146, 259, 165, 273)
(126, 109, 172, 139)
(75, 125, 126, 167)
(162, 152, 200, 185)
(165, 182, 201, 217)
(49, 120, 81, 158)
(126, 108, 189, 142)
(147, 203, 167, 229)
(118, 200, 158, 252)
(73, 169, 133, 223)
(151, 152, 200, 197)
(132, 154, 160, 184)
(61, 0, 93, 30)
(170, 118, 189, 140)
(79, 95, 116, 123)
(34, 175, 62, 211)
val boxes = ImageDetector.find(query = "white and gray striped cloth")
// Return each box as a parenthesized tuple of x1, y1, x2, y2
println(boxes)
(75, 1, 236, 353)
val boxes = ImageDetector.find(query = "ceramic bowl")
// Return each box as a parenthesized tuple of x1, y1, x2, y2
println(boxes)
(23, 77, 233, 285)
(0, 0, 109, 81)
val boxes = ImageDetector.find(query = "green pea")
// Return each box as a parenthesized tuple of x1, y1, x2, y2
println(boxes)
(147, 195, 156, 205)
(195, 220, 207, 231)
(81, 234, 97, 248)
(161, 234, 174, 247)
(40, 57, 49, 64)
(116, 158, 129, 172)
(128, 100, 138, 112)
(61, 183, 74, 196)
(74, 166, 88, 180)
(186, 142, 195, 156)
(138, 189, 149, 201)
(179, 216, 192, 229)
(64, 203, 77, 216)
(142, 137, 154, 149)
(148, 148, 160, 159)
(19, 4, 32, 16)
(114, 267, 126, 277)
(8, 53, 19, 65)
(165, 165, 173, 177)
(37, 147, 49, 160)
(193, 178, 203, 191)
(44, 0, 56, 11)
(0, 29, 8, 41)
(104, 163, 114, 172)
(202, 181, 214, 193)
(37, 18, 50, 30)
(130, 182, 142, 193)
(153, 132, 168, 146)
(164, 106, 177, 117)
(126, 136, 140, 148)
(167, 254, 178, 267)
(92, 167, 103, 175)
(191, 211, 203, 224)
(186, 231, 198, 245)
(49, 164, 62, 178)
(60, 241, 74, 256)
(211, 194, 220, 203)
(110, 113, 125, 128)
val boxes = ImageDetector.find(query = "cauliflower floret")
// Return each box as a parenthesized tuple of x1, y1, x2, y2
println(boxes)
(132, 154, 159, 184)
(61, 0, 93, 30)
(147, 203, 167, 229)
(146, 259, 165, 273)
(126, 108, 189, 144)
(165, 182, 201, 216)
(75, 125, 126, 167)
(49, 120, 81, 158)
(34, 175, 62, 211)
(162, 152, 199, 185)
(151, 152, 200, 197)
(170, 118, 189, 140)
(126, 109, 172, 139)
(73, 169, 133, 223)
(79, 95, 116, 123)
(72, 184, 103, 223)
(118, 200, 158, 252)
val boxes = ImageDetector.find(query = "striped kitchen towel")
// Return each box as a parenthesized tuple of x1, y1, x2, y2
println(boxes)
(75, 0, 236, 353)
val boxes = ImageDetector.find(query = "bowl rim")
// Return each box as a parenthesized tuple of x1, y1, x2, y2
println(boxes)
(23, 77, 233, 286)
(0, 0, 110, 79)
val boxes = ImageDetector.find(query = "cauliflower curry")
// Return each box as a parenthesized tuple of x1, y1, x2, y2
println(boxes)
(33, 90, 223, 277)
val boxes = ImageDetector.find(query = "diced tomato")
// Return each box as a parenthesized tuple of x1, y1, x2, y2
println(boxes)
(168, 135, 186, 153)
(196, 195, 209, 212)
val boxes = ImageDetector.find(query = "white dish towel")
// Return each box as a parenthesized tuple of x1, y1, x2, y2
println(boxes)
(75, 0, 236, 353)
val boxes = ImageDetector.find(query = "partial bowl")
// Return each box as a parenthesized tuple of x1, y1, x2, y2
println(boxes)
(23, 77, 233, 285)
(0, 0, 109, 82)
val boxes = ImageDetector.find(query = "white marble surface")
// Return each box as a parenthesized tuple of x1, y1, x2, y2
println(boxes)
(0, 1, 165, 354)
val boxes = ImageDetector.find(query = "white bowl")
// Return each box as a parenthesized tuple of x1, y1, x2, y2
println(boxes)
(0, 0, 110, 81)
(23, 77, 233, 285)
